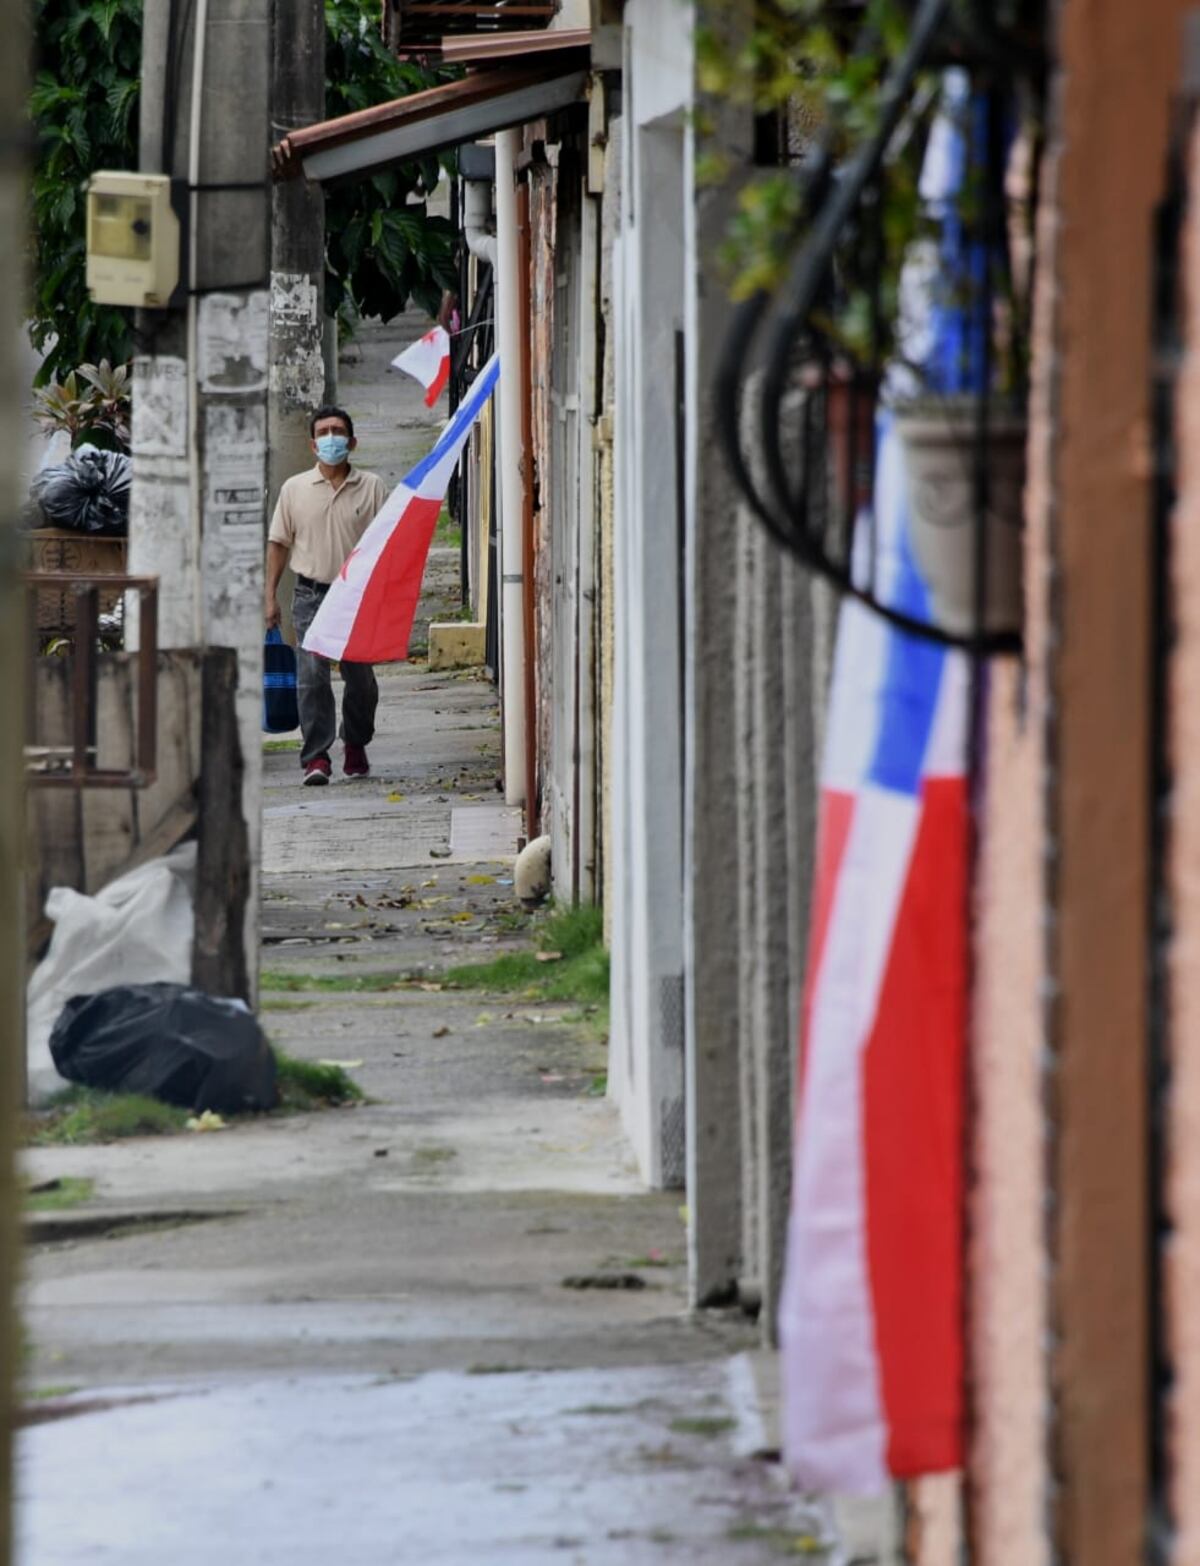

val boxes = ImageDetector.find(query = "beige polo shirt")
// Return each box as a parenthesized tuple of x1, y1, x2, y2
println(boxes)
(268, 465, 389, 584)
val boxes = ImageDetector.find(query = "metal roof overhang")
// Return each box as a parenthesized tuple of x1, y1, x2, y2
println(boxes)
(433, 26, 590, 62)
(272, 59, 589, 185)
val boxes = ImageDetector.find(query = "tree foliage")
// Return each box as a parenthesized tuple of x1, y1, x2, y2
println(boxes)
(29, 0, 457, 383)
(323, 0, 458, 324)
(30, 0, 142, 382)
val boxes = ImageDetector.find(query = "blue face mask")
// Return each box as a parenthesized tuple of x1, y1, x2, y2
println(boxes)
(315, 433, 350, 465)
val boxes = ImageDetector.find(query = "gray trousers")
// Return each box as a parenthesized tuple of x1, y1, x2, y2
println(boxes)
(291, 581, 378, 767)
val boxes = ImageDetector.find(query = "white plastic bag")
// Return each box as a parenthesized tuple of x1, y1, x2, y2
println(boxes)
(26, 844, 196, 1103)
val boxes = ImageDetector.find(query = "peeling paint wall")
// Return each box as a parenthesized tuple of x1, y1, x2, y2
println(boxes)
(269, 271, 326, 415)
(598, 116, 621, 935)
(528, 135, 557, 836)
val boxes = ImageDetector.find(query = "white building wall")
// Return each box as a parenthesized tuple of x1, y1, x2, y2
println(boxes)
(606, 0, 692, 1186)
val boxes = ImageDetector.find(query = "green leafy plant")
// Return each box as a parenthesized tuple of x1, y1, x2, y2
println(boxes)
(696, 0, 920, 306)
(33, 358, 131, 449)
(323, 0, 459, 327)
(30, 0, 142, 383)
(30, 0, 458, 383)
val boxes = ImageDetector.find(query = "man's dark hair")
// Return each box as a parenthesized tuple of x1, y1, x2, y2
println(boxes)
(309, 404, 354, 440)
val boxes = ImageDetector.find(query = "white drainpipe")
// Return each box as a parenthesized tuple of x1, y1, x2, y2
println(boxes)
(474, 128, 527, 810)
(462, 177, 497, 268)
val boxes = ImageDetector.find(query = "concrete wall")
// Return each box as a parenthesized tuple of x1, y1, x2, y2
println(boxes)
(960, 121, 1058, 1566)
(951, 6, 1194, 1563)
(605, 0, 691, 1186)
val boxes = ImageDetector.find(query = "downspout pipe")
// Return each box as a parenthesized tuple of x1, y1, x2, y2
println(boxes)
(490, 127, 527, 810)
(462, 176, 498, 269)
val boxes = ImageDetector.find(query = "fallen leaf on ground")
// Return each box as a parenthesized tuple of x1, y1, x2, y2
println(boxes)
(466, 874, 496, 886)
(386, 791, 405, 803)
(415, 981, 443, 992)
(449, 912, 473, 924)
(535, 951, 563, 963)
(186, 1111, 227, 1133)
(432, 1025, 452, 1038)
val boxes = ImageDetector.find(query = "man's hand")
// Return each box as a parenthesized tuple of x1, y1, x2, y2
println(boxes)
(264, 541, 289, 630)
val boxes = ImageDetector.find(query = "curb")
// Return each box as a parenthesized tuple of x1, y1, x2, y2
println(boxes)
(25, 1207, 245, 1245)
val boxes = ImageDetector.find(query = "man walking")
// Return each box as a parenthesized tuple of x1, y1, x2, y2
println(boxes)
(265, 406, 389, 785)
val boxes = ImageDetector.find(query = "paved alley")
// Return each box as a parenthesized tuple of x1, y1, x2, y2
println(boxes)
(16, 479, 837, 1560)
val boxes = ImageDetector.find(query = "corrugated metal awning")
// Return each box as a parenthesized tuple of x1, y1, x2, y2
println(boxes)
(272, 57, 589, 184)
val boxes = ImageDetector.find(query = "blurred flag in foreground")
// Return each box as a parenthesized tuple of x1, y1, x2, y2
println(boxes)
(779, 75, 982, 1492)
(302, 354, 498, 664)
(392, 325, 451, 407)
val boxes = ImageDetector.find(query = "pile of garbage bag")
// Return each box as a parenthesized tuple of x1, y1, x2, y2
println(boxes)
(30, 443, 131, 535)
(28, 846, 276, 1116)
(50, 983, 278, 1115)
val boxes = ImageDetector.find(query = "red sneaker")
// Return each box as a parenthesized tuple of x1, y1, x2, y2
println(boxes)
(303, 756, 331, 786)
(343, 743, 370, 778)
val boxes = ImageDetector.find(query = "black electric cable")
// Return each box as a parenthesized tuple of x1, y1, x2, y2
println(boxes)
(757, 0, 953, 528)
(714, 0, 1028, 650)
(712, 138, 837, 558)
(162, 0, 196, 176)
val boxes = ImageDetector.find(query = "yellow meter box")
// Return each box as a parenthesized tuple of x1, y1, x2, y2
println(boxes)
(86, 173, 182, 308)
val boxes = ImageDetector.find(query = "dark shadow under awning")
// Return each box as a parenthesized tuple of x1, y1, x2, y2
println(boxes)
(272, 53, 589, 185)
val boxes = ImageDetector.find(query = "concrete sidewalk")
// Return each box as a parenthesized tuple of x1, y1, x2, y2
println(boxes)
(16, 322, 844, 1565)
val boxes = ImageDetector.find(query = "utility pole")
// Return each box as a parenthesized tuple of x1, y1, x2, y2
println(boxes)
(268, 0, 328, 640)
(132, 0, 271, 996)
(0, 0, 26, 1553)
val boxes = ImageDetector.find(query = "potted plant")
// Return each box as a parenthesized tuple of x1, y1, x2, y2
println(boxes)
(892, 395, 1026, 637)
(28, 360, 132, 637)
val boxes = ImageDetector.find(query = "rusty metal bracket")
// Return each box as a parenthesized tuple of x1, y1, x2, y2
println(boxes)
(24, 573, 159, 789)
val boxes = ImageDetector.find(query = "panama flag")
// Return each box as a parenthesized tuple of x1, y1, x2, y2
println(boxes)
(779, 73, 981, 1492)
(392, 324, 451, 407)
(302, 354, 498, 664)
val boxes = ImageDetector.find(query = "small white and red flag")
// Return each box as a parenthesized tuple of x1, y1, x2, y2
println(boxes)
(301, 354, 498, 665)
(391, 324, 451, 407)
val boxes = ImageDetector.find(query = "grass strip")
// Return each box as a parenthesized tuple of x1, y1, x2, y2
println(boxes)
(274, 1050, 364, 1111)
(444, 903, 609, 1006)
(25, 1052, 362, 1145)
(261, 970, 411, 993)
(24, 1176, 94, 1212)
(28, 1089, 189, 1146)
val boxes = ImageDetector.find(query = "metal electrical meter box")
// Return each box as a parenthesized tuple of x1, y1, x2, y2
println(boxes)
(86, 173, 182, 308)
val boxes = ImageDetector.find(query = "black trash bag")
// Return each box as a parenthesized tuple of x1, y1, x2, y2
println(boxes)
(30, 444, 131, 536)
(50, 983, 278, 1114)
